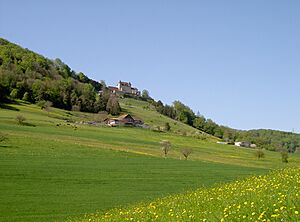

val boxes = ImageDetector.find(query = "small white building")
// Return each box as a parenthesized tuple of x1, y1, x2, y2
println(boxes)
(235, 141, 255, 148)
(217, 141, 228, 145)
(234, 142, 243, 147)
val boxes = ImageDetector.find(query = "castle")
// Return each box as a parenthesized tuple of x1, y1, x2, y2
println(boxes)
(108, 81, 140, 96)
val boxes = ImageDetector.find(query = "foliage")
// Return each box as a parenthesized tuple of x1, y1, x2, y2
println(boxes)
(255, 149, 265, 159)
(164, 122, 171, 131)
(173, 100, 195, 125)
(22, 91, 30, 101)
(37, 100, 53, 110)
(106, 94, 121, 115)
(0, 38, 108, 113)
(15, 115, 26, 125)
(152, 99, 300, 153)
(281, 151, 288, 163)
(141, 89, 150, 99)
(74, 168, 300, 222)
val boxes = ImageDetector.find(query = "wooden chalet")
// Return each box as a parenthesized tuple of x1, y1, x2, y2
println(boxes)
(105, 114, 142, 127)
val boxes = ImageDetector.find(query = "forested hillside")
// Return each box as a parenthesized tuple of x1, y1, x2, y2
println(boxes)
(0, 38, 113, 113)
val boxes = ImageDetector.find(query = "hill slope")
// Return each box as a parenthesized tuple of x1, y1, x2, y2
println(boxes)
(120, 98, 214, 138)
(0, 38, 105, 113)
(1, 102, 299, 221)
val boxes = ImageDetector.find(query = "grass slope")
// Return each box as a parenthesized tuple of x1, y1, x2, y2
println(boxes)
(120, 98, 213, 137)
(0, 102, 299, 221)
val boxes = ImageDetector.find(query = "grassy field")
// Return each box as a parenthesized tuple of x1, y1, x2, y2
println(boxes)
(74, 168, 299, 222)
(0, 101, 299, 221)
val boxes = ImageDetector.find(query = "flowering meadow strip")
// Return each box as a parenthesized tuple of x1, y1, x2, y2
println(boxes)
(72, 168, 300, 222)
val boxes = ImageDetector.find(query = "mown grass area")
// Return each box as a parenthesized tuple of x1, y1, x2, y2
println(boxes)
(71, 167, 300, 222)
(0, 102, 299, 221)
(119, 98, 213, 137)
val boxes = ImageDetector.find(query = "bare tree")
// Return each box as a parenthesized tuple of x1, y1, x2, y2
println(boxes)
(0, 133, 7, 144)
(181, 148, 192, 160)
(160, 140, 171, 158)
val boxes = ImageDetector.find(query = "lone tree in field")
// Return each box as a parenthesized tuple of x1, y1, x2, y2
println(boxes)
(181, 148, 192, 160)
(255, 149, 265, 159)
(281, 151, 288, 163)
(160, 140, 171, 158)
(16, 115, 26, 125)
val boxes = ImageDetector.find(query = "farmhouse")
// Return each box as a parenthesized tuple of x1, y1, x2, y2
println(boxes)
(234, 141, 256, 148)
(108, 81, 140, 96)
(105, 114, 143, 127)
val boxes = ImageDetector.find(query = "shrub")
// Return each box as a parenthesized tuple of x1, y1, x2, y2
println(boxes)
(281, 151, 288, 163)
(255, 149, 265, 159)
(164, 122, 171, 131)
(22, 92, 30, 101)
(16, 115, 26, 125)
(72, 105, 81, 112)
(10, 88, 19, 99)
(37, 100, 53, 110)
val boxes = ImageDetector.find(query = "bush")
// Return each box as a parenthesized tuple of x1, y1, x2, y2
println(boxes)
(281, 151, 288, 163)
(16, 115, 26, 125)
(37, 100, 53, 110)
(22, 92, 30, 101)
(255, 149, 265, 159)
(164, 122, 171, 131)
(151, 126, 163, 132)
(10, 88, 19, 99)
(72, 105, 81, 112)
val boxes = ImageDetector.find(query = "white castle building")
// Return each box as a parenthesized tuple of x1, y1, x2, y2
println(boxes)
(108, 81, 140, 96)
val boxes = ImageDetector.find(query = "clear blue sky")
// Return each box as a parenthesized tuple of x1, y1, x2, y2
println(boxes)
(1, 0, 300, 132)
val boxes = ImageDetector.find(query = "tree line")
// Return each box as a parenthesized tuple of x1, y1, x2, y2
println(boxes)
(0, 38, 121, 115)
(151, 99, 300, 153)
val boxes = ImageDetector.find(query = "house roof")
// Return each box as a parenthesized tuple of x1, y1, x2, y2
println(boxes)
(108, 86, 118, 91)
(104, 114, 134, 121)
(117, 114, 134, 120)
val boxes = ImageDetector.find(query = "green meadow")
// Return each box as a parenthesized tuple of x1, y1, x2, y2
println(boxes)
(0, 101, 299, 221)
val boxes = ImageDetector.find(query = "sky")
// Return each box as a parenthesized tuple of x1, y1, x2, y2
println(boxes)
(1, 0, 300, 133)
